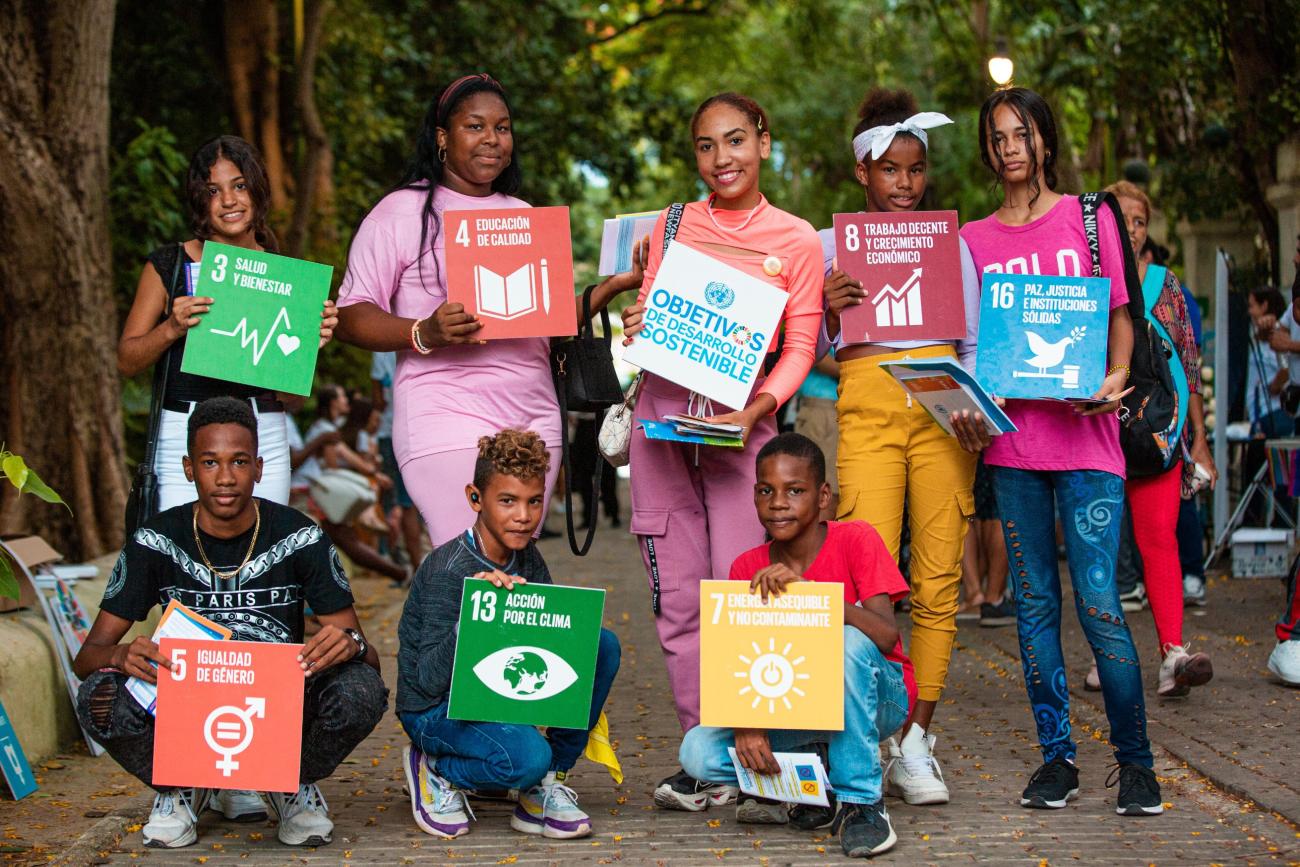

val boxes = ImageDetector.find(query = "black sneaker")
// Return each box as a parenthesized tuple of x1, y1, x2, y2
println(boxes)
(1107, 763, 1164, 816)
(833, 800, 896, 858)
(1020, 757, 1079, 809)
(652, 768, 736, 812)
(789, 789, 837, 830)
(980, 597, 1016, 627)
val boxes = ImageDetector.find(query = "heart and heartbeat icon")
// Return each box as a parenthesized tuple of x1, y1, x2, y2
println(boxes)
(210, 308, 299, 366)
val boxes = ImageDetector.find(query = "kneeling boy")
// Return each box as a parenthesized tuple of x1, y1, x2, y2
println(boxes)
(396, 429, 621, 840)
(679, 433, 916, 858)
(73, 397, 387, 849)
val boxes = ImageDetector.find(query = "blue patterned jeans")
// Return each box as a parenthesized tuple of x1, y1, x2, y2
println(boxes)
(991, 467, 1153, 768)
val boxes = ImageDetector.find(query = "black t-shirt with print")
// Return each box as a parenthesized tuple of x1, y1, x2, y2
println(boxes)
(100, 499, 353, 644)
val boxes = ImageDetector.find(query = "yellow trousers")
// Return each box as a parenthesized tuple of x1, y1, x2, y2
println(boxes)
(836, 345, 976, 703)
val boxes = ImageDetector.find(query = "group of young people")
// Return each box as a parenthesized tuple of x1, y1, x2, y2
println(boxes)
(80, 69, 1241, 858)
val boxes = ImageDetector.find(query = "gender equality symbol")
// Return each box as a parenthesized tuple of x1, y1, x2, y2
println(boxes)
(204, 697, 266, 776)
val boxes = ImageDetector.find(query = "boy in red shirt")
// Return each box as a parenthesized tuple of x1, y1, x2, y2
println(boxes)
(679, 433, 915, 858)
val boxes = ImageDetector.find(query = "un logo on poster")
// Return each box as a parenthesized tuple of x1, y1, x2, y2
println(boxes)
(704, 282, 735, 309)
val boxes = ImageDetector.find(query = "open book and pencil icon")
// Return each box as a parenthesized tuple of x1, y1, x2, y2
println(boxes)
(474, 260, 551, 321)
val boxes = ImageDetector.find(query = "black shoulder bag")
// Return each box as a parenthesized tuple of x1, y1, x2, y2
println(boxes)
(124, 245, 185, 536)
(551, 285, 626, 555)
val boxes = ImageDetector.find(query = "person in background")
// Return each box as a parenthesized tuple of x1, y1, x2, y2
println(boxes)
(372, 350, 426, 565)
(957, 457, 1013, 628)
(619, 92, 824, 812)
(286, 385, 406, 584)
(334, 74, 644, 548)
(794, 352, 840, 521)
(1104, 179, 1215, 699)
(819, 87, 980, 806)
(116, 135, 337, 511)
(571, 413, 621, 529)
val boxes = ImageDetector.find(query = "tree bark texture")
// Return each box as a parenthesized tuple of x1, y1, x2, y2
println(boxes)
(0, 0, 127, 558)
(224, 0, 288, 213)
(284, 0, 335, 258)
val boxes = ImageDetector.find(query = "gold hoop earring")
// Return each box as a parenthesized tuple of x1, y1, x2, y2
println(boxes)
(438, 146, 447, 163)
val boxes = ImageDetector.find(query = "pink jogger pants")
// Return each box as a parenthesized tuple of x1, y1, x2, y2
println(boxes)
(628, 374, 776, 732)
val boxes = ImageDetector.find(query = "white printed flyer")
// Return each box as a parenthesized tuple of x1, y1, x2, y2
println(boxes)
(623, 241, 787, 410)
(726, 748, 831, 806)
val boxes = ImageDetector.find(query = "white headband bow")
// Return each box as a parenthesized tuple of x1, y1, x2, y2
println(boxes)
(852, 112, 953, 163)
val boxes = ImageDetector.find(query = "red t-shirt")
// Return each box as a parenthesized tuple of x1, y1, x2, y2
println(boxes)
(728, 520, 918, 710)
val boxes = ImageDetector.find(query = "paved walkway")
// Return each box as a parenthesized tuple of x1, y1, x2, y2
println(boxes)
(4, 511, 1299, 865)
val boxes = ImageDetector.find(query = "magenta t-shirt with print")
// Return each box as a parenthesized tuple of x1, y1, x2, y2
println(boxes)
(336, 186, 561, 466)
(960, 195, 1130, 478)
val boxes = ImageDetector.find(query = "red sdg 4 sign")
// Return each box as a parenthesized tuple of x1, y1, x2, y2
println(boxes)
(153, 638, 305, 793)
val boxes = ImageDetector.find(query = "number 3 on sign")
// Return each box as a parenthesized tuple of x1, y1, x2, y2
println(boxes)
(470, 589, 496, 622)
(209, 254, 228, 283)
(990, 281, 1016, 309)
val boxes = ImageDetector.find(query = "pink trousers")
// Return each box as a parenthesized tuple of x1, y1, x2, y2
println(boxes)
(404, 442, 562, 550)
(629, 374, 776, 732)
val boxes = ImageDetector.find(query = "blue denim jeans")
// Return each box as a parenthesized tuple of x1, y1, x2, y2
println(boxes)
(399, 628, 621, 790)
(678, 627, 908, 804)
(991, 467, 1152, 768)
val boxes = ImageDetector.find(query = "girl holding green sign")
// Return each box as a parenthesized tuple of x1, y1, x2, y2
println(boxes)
(118, 136, 339, 514)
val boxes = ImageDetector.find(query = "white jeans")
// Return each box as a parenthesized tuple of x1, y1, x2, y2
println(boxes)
(154, 403, 291, 511)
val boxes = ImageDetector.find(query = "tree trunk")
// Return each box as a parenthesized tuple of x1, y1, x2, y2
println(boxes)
(224, 0, 289, 214)
(0, 0, 127, 558)
(284, 0, 335, 258)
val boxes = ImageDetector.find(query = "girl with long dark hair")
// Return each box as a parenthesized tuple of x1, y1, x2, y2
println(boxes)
(334, 74, 644, 549)
(118, 135, 338, 512)
(955, 87, 1162, 817)
(618, 92, 824, 816)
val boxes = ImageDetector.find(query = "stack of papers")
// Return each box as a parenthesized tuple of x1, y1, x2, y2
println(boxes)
(597, 211, 658, 275)
(726, 748, 831, 807)
(639, 417, 744, 448)
(126, 600, 231, 715)
(879, 357, 1017, 437)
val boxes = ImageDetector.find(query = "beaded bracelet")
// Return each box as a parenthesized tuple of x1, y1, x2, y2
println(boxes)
(1106, 362, 1131, 381)
(410, 318, 433, 355)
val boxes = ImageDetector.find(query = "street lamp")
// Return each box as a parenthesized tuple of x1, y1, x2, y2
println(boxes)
(988, 39, 1013, 87)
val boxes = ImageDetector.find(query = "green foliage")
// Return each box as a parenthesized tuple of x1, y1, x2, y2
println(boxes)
(0, 449, 70, 601)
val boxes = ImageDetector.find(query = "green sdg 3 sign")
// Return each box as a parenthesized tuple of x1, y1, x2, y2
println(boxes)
(448, 579, 605, 729)
(180, 241, 333, 396)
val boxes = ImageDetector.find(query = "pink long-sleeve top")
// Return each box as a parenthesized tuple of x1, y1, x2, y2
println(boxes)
(637, 196, 824, 409)
(336, 186, 561, 465)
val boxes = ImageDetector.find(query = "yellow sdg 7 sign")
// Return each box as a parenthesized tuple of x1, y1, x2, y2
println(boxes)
(699, 580, 844, 731)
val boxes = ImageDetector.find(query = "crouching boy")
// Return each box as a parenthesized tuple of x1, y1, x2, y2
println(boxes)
(73, 397, 387, 849)
(396, 429, 621, 840)
(679, 433, 916, 858)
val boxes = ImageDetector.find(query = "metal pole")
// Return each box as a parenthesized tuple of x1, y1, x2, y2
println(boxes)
(1213, 248, 1230, 541)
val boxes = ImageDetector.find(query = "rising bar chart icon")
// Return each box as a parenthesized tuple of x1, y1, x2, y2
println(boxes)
(873, 268, 923, 328)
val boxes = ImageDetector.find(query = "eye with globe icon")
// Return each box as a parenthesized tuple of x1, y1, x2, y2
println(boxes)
(472, 645, 579, 702)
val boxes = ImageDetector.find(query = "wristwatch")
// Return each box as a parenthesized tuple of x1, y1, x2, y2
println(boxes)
(343, 627, 368, 660)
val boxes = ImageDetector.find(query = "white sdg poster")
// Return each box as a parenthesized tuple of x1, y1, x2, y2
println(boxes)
(624, 242, 788, 410)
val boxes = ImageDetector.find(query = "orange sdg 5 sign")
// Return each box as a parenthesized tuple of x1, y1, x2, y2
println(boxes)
(699, 580, 844, 731)
(153, 638, 305, 793)
(444, 206, 577, 340)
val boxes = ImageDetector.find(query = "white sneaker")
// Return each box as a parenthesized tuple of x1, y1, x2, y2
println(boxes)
(511, 772, 592, 839)
(1119, 583, 1147, 613)
(883, 726, 950, 805)
(269, 784, 333, 847)
(1267, 641, 1300, 685)
(1157, 645, 1214, 697)
(403, 745, 473, 838)
(653, 768, 737, 811)
(1183, 573, 1207, 607)
(208, 789, 267, 822)
(142, 788, 208, 849)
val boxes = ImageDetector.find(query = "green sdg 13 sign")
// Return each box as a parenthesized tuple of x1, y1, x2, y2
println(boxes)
(448, 579, 606, 729)
(180, 241, 333, 396)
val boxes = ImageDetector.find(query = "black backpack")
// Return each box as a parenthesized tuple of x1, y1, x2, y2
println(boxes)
(1079, 192, 1180, 478)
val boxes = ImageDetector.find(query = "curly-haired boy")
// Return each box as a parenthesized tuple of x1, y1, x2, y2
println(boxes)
(395, 429, 621, 841)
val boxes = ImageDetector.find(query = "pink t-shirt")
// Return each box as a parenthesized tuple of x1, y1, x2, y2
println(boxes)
(960, 195, 1130, 477)
(337, 186, 561, 464)
(728, 521, 918, 710)
(637, 197, 823, 409)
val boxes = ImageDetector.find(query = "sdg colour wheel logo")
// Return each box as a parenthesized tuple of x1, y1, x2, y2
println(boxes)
(704, 281, 735, 309)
